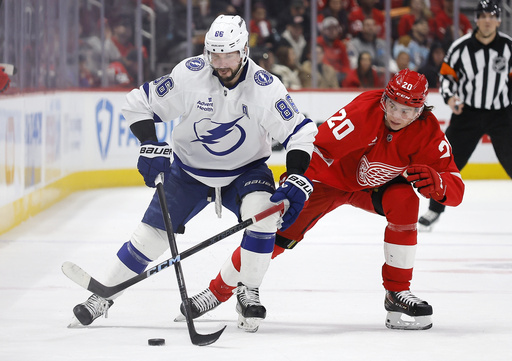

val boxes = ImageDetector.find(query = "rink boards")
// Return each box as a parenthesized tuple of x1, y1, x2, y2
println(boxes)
(0, 89, 508, 233)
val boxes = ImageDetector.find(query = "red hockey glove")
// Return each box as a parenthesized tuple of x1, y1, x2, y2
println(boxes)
(0, 67, 10, 93)
(404, 165, 446, 201)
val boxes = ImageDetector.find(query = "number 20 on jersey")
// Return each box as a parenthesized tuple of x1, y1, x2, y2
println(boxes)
(327, 109, 354, 140)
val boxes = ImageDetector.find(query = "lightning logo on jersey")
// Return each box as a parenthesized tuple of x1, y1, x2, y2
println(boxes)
(254, 70, 273, 86)
(185, 57, 205, 71)
(193, 116, 246, 156)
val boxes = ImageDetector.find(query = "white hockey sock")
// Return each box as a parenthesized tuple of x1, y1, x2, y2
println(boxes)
(240, 247, 272, 288)
(101, 256, 137, 299)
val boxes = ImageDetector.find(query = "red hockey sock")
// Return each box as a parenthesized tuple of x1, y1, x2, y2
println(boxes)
(208, 247, 241, 302)
(208, 242, 286, 302)
(209, 272, 236, 302)
(381, 183, 419, 291)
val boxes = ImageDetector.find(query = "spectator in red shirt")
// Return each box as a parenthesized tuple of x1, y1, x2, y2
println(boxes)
(431, 0, 472, 49)
(342, 51, 384, 88)
(107, 49, 140, 87)
(110, 15, 138, 58)
(397, 0, 432, 38)
(249, 2, 277, 48)
(317, 16, 351, 84)
(107, 13, 148, 84)
(348, 0, 386, 38)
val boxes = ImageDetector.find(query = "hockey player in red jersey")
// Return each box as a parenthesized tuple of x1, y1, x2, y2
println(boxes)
(181, 69, 465, 330)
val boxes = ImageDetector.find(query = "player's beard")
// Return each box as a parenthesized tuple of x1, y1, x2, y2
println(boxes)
(213, 62, 243, 84)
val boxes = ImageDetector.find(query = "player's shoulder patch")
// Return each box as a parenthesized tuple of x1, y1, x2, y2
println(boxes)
(185, 57, 205, 71)
(254, 70, 274, 86)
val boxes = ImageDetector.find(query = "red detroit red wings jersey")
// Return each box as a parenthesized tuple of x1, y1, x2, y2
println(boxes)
(306, 90, 463, 206)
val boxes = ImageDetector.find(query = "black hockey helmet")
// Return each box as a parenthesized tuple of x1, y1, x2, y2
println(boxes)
(475, 0, 501, 20)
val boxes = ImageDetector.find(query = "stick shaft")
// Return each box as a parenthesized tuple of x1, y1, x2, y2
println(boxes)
(62, 202, 284, 300)
(156, 175, 224, 345)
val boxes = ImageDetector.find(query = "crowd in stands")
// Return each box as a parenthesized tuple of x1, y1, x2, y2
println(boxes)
(78, 0, 475, 90)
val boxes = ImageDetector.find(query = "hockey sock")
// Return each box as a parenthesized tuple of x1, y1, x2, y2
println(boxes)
(209, 237, 286, 303)
(240, 230, 275, 253)
(381, 183, 418, 291)
(116, 241, 152, 274)
(210, 231, 283, 302)
(209, 273, 236, 302)
(239, 230, 274, 288)
(100, 255, 139, 299)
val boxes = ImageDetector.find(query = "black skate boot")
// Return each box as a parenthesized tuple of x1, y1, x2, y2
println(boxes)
(385, 290, 433, 330)
(176, 288, 221, 321)
(235, 282, 266, 332)
(72, 294, 113, 326)
(418, 210, 441, 232)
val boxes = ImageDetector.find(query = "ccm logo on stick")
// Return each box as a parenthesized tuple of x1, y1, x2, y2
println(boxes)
(146, 255, 181, 275)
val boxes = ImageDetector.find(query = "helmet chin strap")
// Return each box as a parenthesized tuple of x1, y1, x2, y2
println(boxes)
(232, 61, 245, 78)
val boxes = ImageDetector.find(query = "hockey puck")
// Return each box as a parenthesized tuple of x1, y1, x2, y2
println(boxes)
(148, 338, 165, 346)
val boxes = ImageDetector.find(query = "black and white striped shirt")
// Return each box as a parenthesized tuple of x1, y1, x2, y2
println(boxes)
(440, 30, 512, 110)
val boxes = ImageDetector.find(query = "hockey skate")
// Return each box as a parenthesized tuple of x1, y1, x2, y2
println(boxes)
(175, 288, 221, 322)
(385, 290, 433, 330)
(235, 282, 266, 333)
(418, 210, 441, 232)
(70, 294, 113, 327)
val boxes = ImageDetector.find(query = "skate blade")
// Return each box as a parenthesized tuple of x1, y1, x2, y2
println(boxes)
(386, 311, 432, 330)
(174, 313, 186, 322)
(67, 316, 84, 328)
(417, 223, 433, 232)
(237, 314, 262, 333)
(174, 312, 216, 322)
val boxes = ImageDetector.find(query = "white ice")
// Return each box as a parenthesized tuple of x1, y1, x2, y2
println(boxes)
(0, 180, 511, 361)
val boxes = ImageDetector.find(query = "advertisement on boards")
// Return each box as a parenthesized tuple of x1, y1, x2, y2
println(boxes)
(0, 90, 501, 219)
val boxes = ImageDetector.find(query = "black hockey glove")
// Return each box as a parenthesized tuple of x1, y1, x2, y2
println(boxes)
(137, 141, 172, 187)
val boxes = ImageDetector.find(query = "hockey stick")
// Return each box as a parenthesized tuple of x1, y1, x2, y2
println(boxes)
(61, 193, 285, 302)
(155, 173, 225, 346)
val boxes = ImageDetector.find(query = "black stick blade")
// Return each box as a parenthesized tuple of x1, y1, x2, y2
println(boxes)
(191, 325, 226, 346)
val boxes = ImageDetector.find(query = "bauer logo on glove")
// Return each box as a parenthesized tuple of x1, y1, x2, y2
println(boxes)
(137, 141, 172, 187)
(140, 144, 172, 157)
(286, 174, 313, 197)
(270, 173, 313, 231)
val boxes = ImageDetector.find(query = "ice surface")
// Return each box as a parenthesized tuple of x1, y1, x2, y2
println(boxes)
(0, 180, 511, 360)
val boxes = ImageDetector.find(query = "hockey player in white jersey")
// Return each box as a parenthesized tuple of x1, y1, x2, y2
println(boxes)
(70, 15, 317, 332)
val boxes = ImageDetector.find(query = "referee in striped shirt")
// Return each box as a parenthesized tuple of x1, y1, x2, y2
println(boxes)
(419, 0, 512, 230)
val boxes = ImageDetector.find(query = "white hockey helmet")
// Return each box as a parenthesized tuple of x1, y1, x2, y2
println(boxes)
(204, 15, 249, 67)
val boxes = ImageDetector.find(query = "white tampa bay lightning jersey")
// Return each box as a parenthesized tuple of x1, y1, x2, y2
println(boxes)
(122, 55, 317, 187)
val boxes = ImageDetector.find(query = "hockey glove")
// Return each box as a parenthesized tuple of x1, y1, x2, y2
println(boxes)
(137, 141, 172, 187)
(404, 165, 446, 201)
(270, 174, 313, 231)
